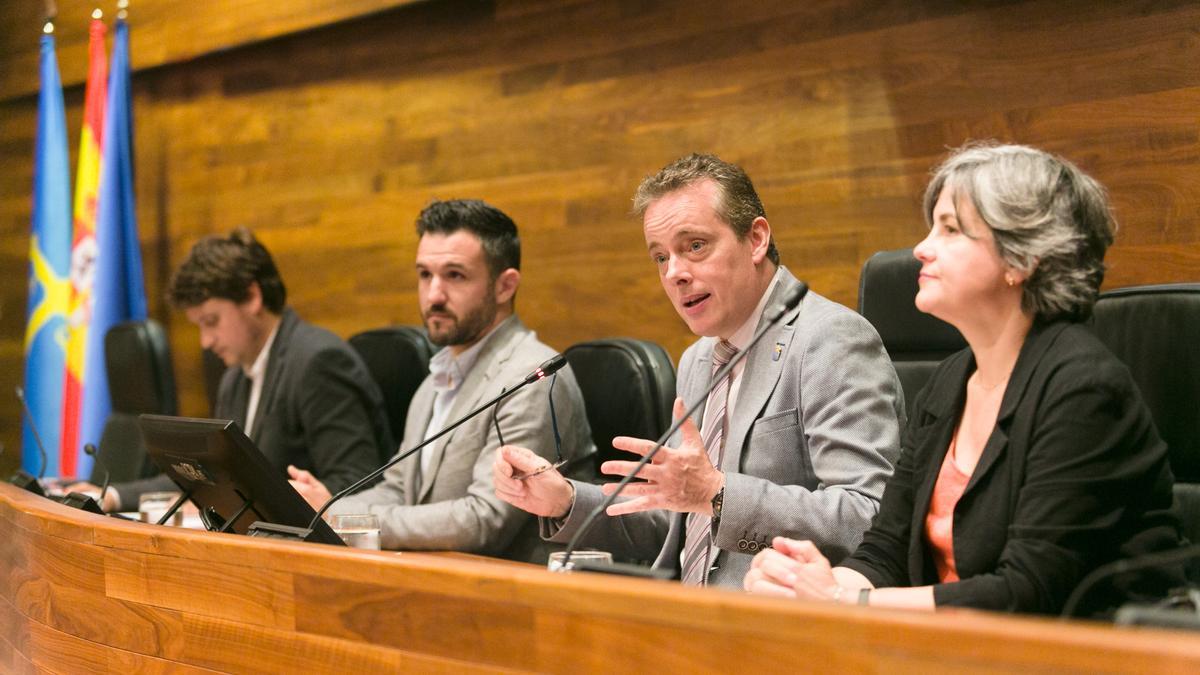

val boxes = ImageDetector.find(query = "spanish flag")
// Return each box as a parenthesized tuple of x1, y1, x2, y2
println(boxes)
(61, 12, 108, 478)
(21, 21, 72, 476)
(82, 12, 148, 480)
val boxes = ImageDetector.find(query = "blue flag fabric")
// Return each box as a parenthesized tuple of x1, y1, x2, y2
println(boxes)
(22, 31, 72, 476)
(78, 18, 147, 479)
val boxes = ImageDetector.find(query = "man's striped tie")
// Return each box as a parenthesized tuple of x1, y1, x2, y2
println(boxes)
(680, 339, 738, 586)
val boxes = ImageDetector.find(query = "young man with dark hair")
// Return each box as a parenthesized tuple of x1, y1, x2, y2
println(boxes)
(90, 228, 391, 512)
(289, 200, 595, 563)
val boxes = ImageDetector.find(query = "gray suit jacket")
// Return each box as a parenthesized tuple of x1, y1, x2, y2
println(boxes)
(545, 268, 904, 588)
(333, 315, 595, 563)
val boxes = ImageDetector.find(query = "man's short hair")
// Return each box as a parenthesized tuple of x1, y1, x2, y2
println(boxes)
(633, 153, 780, 265)
(167, 227, 286, 312)
(415, 199, 521, 279)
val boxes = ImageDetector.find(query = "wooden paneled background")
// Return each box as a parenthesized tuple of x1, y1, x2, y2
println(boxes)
(1, 0, 1198, 472)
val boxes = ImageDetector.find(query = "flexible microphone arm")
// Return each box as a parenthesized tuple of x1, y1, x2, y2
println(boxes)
(563, 282, 809, 567)
(15, 386, 50, 480)
(307, 353, 568, 530)
(83, 443, 111, 506)
(1060, 542, 1200, 619)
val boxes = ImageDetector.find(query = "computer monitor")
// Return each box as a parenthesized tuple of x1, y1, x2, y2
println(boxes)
(137, 414, 344, 546)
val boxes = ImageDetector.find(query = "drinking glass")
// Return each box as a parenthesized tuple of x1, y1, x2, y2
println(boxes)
(139, 491, 183, 526)
(331, 514, 382, 550)
(548, 550, 613, 573)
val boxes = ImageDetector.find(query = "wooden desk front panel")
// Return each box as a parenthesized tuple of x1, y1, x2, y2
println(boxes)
(2, 483, 1199, 673)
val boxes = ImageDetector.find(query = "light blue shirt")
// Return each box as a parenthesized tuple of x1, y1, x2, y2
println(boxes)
(418, 315, 514, 486)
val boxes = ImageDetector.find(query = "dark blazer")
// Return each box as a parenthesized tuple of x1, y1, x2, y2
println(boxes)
(112, 308, 391, 509)
(214, 308, 391, 493)
(840, 320, 1180, 614)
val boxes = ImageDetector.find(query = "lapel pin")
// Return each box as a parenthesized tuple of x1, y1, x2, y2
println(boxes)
(773, 342, 785, 361)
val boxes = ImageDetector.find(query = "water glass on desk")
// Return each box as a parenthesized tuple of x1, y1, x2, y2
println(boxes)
(548, 550, 613, 572)
(139, 491, 183, 526)
(331, 514, 382, 550)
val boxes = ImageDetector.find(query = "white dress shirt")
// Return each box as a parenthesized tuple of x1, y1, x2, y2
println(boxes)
(242, 324, 279, 438)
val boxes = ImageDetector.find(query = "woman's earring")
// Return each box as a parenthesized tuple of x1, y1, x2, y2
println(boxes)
(1005, 275, 1016, 287)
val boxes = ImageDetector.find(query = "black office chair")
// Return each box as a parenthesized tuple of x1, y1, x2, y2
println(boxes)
(90, 320, 179, 484)
(349, 326, 438, 464)
(564, 338, 676, 476)
(201, 348, 226, 417)
(1091, 283, 1200, 546)
(857, 248, 966, 417)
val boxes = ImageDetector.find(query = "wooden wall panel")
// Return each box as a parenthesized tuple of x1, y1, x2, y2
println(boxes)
(1, 0, 1198, 463)
(0, 0, 423, 99)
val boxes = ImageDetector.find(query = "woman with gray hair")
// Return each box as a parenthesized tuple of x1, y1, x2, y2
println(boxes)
(744, 142, 1180, 614)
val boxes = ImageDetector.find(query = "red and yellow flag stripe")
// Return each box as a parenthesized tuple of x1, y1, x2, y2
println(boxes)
(60, 13, 107, 476)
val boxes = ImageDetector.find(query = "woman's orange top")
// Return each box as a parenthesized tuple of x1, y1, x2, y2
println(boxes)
(925, 433, 971, 583)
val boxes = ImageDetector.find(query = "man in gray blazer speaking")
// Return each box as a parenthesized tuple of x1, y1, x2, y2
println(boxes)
(494, 154, 904, 588)
(290, 200, 593, 563)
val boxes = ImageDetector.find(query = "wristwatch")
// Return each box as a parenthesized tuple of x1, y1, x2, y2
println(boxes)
(710, 485, 725, 528)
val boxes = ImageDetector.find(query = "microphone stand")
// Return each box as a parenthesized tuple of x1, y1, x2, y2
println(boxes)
(9, 409, 125, 518)
(83, 443, 112, 505)
(56, 443, 114, 516)
(1062, 543, 1200, 620)
(562, 283, 809, 571)
(269, 354, 567, 537)
(11, 386, 49, 496)
(75, 443, 135, 519)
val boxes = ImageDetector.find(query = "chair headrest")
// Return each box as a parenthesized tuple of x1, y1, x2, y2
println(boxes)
(1092, 283, 1200, 481)
(349, 326, 437, 444)
(201, 349, 226, 416)
(564, 338, 675, 458)
(105, 320, 178, 415)
(858, 249, 965, 357)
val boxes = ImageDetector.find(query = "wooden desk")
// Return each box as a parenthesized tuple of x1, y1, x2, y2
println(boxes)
(2, 483, 1199, 673)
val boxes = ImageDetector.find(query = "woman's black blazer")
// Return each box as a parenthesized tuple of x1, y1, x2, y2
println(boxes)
(841, 319, 1179, 614)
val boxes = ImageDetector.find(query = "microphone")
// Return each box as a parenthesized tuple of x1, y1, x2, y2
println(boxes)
(304, 353, 569, 531)
(1, 408, 114, 516)
(62, 442, 135, 521)
(11, 386, 49, 496)
(525, 354, 565, 384)
(83, 443, 112, 508)
(14, 386, 49, 480)
(1061, 543, 1200, 619)
(562, 281, 809, 570)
